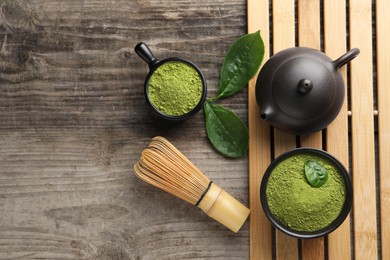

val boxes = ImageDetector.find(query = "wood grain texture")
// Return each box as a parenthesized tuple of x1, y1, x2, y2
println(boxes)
(377, 0, 390, 259)
(297, 0, 324, 259)
(272, 0, 298, 259)
(0, 0, 250, 259)
(1, 0, 385, 259)
(274, 133, 297, 260)
(247, 0, 272, 259)
(323, 0, 352, 259)
(247, 1, 384, 260)
(349, 0, 378, 259)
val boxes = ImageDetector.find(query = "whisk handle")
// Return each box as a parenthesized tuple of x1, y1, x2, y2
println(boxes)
(195, 181, 213, 206)
(197, 183, 250, 233)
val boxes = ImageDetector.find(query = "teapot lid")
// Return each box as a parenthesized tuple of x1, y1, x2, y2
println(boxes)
(271, 54, 336, 120)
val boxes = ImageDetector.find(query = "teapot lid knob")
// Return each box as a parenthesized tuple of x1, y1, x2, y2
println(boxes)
(297, 79, 313, 94)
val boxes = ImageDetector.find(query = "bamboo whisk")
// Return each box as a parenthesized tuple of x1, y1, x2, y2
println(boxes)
(134, 136, 250, 233)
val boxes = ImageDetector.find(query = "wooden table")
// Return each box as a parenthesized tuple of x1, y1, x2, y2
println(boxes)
(0, 0, 388, 259)
(0, 0, 250, 259)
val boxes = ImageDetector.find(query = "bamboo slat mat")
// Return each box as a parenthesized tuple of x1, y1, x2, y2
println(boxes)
(247, 0, 389, 259)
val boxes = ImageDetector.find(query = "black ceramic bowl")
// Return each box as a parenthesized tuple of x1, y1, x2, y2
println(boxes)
(260, 148, 353, 239)
(135, 42, 207, 121)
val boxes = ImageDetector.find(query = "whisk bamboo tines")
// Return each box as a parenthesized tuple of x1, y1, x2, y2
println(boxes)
(133, 136, 250, 233)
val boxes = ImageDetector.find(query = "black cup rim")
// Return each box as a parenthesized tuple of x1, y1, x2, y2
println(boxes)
(260, 148, 353, 239)
(143, 57, 207, 121)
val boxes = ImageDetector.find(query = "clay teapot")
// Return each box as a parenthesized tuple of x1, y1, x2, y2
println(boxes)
(255, 47, 359, 135)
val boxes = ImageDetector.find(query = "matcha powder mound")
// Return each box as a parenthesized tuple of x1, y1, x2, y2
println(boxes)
(147, 61, 203, 116)
(266, 154, 346, 232)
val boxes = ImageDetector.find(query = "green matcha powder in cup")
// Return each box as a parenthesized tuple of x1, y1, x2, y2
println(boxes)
(266, 154, 346, 232)
(147, 61, 203, 116)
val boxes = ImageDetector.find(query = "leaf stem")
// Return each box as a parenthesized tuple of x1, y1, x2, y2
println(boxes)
(206, 96, 219, 102)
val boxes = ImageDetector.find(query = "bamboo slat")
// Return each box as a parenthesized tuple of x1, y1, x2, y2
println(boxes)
(247, 0, 272, 259)
(272, 0, 298, 259)
(377, 0, 390, 259)
(323, 0, 351, 259)
(248, 1, 385, 259)
(297, 0, 321, 146)
(274, 142, 298, 260)
(297, 1, 324, 259)
(349, 0, 378, 259)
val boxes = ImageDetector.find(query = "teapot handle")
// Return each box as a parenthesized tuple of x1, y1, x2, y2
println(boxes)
(333, 48, 360, 69)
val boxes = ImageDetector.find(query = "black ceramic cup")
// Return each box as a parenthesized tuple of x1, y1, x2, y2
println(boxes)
(135, 42, 207, 121)
(260, 148, 353, 239)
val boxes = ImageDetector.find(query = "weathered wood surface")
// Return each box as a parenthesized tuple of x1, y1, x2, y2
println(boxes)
(0, 0, 250, 259)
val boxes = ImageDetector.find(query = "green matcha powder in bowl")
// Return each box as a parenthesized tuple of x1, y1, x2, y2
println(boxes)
(135, 42, 207, 121)
(260, 148, 353, 239)
(147, 61, 204, 117)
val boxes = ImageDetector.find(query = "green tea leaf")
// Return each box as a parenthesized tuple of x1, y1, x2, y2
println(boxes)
(304, 160, 329, 188)
(204, 100, 249, 158)
(216, 30, 264, 99)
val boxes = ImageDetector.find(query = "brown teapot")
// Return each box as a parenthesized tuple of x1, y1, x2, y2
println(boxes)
(255, 47, 359, 135)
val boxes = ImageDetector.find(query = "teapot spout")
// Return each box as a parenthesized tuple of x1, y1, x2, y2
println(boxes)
(260, 108, 273, 121)
(333, 48, 360, 69)
(260, 113, 268, 120)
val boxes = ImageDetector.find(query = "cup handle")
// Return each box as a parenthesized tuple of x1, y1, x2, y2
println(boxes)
(135, 42, 159, 70)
